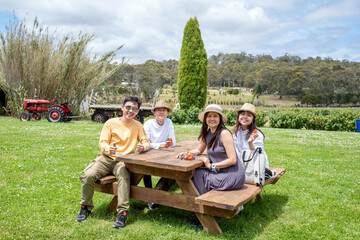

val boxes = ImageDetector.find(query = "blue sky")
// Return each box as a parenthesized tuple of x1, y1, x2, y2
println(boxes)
(0, 0, 359, 64)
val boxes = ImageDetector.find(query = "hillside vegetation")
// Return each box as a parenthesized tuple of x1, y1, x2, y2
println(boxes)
(97, 53, 360, 107)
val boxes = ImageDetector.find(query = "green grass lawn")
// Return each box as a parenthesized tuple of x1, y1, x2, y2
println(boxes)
(0, 117, 359, 239)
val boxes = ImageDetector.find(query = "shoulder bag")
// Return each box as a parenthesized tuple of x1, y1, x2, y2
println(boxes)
(237, 147, 266, 186)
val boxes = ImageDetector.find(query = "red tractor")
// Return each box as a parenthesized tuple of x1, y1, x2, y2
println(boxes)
(20, 99, 73, 122)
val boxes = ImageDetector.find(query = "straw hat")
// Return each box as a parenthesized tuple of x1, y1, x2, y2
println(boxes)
(152, 100, 171, 112)
(236, 103, 257, 118)
(198, 104, 227, 123)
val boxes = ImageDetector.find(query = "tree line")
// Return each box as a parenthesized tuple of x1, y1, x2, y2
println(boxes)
(103, 52, 360, 105)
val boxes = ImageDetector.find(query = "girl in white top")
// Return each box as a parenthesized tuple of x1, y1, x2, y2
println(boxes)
(143, 101, 176, 149)
(232, 103, 269, 168)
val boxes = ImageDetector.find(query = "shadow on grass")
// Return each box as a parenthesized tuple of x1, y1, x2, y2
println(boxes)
(87, 192, 288, 238)
(90, 202, 115, 221)
(133, 193, 288, 237)
(219, 193, 289, 238)
(90, 199, 150, 223)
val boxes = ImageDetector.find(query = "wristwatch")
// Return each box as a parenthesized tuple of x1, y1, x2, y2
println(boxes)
(211, 163, 216, 169)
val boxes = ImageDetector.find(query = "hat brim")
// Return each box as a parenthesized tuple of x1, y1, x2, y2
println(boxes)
(236, 109, 257, 118)
(152, 106, 171, 113)
(198, 111, 227, 123)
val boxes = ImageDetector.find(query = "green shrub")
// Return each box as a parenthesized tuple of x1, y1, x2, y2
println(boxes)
(270, 110, 306, 129)
(187, 106, 201, 124)
(168, 109, 188, 124)
(224, 109, 237, 126)
(256, 111, 268, 127)
(171, 107, 360, 132)
(303, 114, 325, 130)
(269, 109, 360, 132)
(226, 88, 239, 95)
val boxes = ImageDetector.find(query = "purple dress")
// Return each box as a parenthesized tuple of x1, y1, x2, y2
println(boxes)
(192, 129, 245, 195)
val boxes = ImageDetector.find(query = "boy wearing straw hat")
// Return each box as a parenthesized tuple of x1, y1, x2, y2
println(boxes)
(143, 100, 176, 209)
(143, 100, 176, 149)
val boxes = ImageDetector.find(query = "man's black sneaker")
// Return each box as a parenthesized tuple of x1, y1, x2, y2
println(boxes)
(75, 205, 91, 222)
(148, 202, 160, 210)
(113, 211, 127, 229)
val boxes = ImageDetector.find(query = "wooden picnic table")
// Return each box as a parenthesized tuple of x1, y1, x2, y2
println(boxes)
(116, 140, 229, 233)
(94, 140, 286, 234)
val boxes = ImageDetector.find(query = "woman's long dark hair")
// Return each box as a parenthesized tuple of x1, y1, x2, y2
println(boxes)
(233, 111, 265, 140)
(198, 112, 230, 150)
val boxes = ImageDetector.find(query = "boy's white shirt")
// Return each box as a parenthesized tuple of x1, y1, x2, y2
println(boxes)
(143, 118, 176, 149)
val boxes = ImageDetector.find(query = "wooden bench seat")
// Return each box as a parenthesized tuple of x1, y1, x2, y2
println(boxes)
(96, 175, 116, 184)
(194, 168, 286, 211)
(94, 167, 286, 213)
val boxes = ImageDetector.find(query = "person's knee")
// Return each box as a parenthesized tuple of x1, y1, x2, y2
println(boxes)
(81, 171, 98, 184)
(115, 166, 130, 180)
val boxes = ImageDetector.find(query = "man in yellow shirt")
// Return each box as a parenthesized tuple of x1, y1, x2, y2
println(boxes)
(76, 96, 150, 229)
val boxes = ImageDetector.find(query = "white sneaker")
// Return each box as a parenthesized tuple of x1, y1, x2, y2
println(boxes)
(236, 205, 244, 214)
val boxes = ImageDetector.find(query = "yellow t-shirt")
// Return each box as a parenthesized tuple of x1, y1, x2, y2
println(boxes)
(99, 117, 150, 159)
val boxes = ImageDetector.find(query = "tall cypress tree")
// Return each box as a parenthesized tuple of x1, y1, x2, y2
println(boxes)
(178, 17, 207, 110)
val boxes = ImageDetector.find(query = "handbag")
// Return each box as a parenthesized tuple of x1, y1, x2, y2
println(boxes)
(237, 147, 266, 186)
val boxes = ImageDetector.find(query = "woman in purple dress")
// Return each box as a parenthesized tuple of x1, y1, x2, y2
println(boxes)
(178, 104, 245, 195)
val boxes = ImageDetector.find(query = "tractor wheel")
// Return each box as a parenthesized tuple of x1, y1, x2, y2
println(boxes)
(20, 112, 30, 121)
(65, 111, 73, 122)
(47, 107, 64, 122)
(92, 111, 108, 123)
(31, 113, 41, 121)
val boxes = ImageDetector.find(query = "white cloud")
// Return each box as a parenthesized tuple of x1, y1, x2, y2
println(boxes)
(304, 0, 359, 23)
(244, 0, 299, 12)
(0, 0, 359, 63)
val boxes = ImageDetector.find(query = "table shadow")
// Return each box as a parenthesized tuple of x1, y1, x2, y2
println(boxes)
(89, 191, 288, 238)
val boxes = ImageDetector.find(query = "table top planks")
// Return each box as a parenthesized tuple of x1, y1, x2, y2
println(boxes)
(116, 140, 204, 172)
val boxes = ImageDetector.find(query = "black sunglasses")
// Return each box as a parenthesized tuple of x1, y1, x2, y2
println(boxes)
(124, 105, 139, 111)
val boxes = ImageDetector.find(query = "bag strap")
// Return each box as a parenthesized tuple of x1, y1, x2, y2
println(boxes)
(242, 147, 262, 162)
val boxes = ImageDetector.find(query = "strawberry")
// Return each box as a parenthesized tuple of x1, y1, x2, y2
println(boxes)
(252, 129, 257, 134)
(166, 137, 173, 143)
(185, 155, 192, 160)
(184, 152, 193, 160)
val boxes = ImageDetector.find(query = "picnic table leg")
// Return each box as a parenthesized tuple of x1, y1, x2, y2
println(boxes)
(103, 173, 144, 212)
(131, 173, 144, 185)
(256, 193, 264, 200)
(155, 178, 176, 191)
(107, 196, 117, 212)
(176, 179, 222, 234)
(195, 213, 223, 234)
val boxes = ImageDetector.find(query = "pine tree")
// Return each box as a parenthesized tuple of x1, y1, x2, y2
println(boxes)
(178, 17, 207, 110)
(253, 83, 263, 99)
